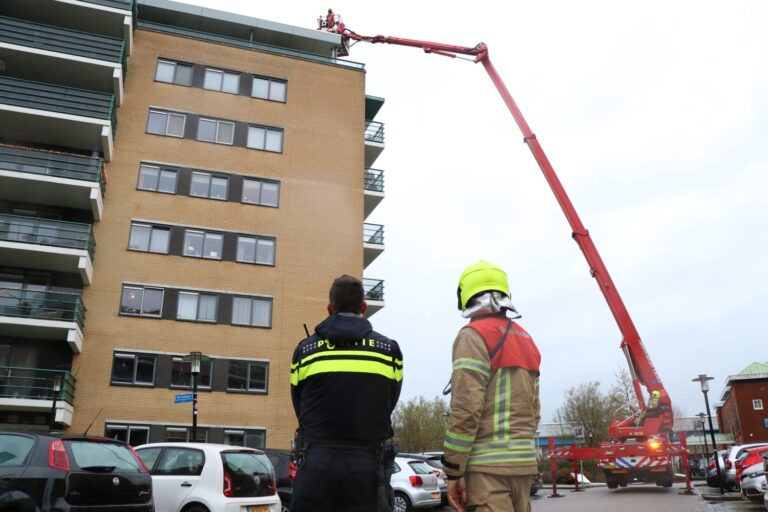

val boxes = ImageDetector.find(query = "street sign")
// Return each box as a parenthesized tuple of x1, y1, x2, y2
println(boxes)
(175, 393, 193, 403)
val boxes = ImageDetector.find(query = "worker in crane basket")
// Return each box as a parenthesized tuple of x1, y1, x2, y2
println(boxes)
(443, 260, 541, 512)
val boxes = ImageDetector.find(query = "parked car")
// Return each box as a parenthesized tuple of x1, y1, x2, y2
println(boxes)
(398, 452, 447, 506)
(724, 443, 768, 490)
(707, 450, 727, 488)
(263, 448, 297, 512)
(735, 446, 768, 486)
(135, 442, 280, 512)
(391, 456, 441, 511)
(530, 471, 543, 495)
(0, 430, 153, 512)
(739, 462, 766, 503)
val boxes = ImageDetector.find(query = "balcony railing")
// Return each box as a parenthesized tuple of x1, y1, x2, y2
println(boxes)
(364, 168, 384, 193)
(365, 121, 385, 144)
(0, 213, 95, 258)
(0, 16, 125, 64)
(0, 366, 75, 405)
(79, 0, 135, 11)
(363, 279, 384, 302)
(0, 288, 85, 328)
(0, 144, 104, 193)
(0, 76, 116, 131)
(364, 223, 384, 245)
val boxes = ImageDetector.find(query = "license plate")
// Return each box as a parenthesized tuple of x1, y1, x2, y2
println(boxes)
(247, 506, 269, 512)
(431, 492, 440, 499)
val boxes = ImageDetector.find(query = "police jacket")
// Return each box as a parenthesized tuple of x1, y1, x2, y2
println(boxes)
(443, 313, 541, 477)
(290, 313, 403, 446)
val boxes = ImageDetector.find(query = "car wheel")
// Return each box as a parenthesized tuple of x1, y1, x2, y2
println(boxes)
(183, 505, 210, 512)
(393, 491, 412, 512)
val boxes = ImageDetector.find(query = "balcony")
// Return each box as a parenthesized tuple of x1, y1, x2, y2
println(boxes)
(0, 0, 134, 53)
(0, 145, 104, 219)
(363, 223, 384, 268)
(0, 16, 127, 104)
(363, 278, 384, 318)
(0, 289, 85, 353)
(364, 168, 384, 218)
(0, 213, 95, 284)
(0, 76, 116, 161)
(364, 120, 385, 168)
(0, 366, 76, 426)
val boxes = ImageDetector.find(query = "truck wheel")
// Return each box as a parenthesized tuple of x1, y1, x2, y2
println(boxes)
(606, 479, 619, 489)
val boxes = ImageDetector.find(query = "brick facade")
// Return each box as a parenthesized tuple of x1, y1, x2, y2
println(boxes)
(717, 379, 768, 444)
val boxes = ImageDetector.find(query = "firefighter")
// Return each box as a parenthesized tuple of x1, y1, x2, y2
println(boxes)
(290, 274, 403, 512)
(325, 8, 338, 32)
(443, 260, 541, 512)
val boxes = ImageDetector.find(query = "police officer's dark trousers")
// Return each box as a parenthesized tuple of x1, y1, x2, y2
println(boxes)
(291, 446, 379, 512)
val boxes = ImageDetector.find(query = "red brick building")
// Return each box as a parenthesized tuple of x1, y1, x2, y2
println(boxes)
(716, 362, 768, 444)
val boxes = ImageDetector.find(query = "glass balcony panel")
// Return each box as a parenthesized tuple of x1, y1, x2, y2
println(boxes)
(0, 213, 94, 257)
(78, 0, 134, 11)
(364, 121, 385, 143)
(363, 279, 385, 302)
(0, 288, 85, 327)
(0, 145, 102, 184)
(0, 366, 76, 404)
(364, 169, 384, 193)
(363, 224, 384, 245)
(0, 76, 115, 123)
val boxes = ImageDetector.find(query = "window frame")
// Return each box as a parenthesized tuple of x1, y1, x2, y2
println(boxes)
(203, 68, 240, 94)
(246, 125, 284, 153)
(236, 235, 276, 266)
(120, 285, 165, 318)
(196, 118, 236, 145)
(251, 75, 287, 102)
(226, 360, 269, 393)
(170, 356, 213, 389)
(137, 164, 178, 194)
(231, 296, 273, 328)
(176, 291, 219, 323)
(105, 424, 151, 448)
(147, 110, 187, 138)
(155, 59, 193, 86)
(753, 399, 764, 411)
(182, 229, 224, 260)
(128, 222, 171, 254)
(241, 178, 280, 207)
(189, 171, 229, 200)
(111, 352, 156, 386)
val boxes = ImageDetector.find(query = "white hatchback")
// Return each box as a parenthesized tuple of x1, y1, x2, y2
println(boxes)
(390, 456, 441, 512)
(135, 443, 281, 512)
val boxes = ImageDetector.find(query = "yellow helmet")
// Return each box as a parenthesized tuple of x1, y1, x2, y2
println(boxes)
(651, 390, 660, 397)
(457, 260, 510, 310)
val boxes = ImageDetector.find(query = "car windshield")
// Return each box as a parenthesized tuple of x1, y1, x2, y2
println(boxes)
(408, 461, 434, 475)
(67, 440, 143, 472)
(221, 450, 274, 498)
(0, 434, 34, 466)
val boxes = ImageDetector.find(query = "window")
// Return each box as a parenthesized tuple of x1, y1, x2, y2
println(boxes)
(223, 429, 265, 449)
(129, 223, 170, 253)
(154, 447, 205, 475)
(111, 353, 156, 385)
(138, 164, 177, 193)
(177, 292, 218, 322)
(171, 357, 212, 388)
(764, 418, 768, 429)
(105, 424, 150, 447)
(134, 446, 162, 469)
(190, 172, 228, 200)
(155, 60, 193, 86)
(147, 110, 186, 137)
(0, 434, 34, 466)
(120, 285, 164, 317)
(165, 428, 207, 443)
(183, 230, 223, 259)
(252, 76, 287, 102)
(247, 126, 283, 153)
(231, 297, 272, 327)
(203, 68, 240, 94)
(241, 179, 279, 207)
(754, 399, 764, 411)
(196, 118, 235, 145)
(236, 236, 275, 265)
(227, 360, 268, 392)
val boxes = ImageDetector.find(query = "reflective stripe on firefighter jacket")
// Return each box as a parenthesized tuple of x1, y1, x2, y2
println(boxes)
(443, 314, 541, 477)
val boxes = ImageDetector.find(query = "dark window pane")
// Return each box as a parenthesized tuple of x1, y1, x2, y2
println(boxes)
(248, 363, 266, 391)
(112, 355, 134, 383)
(155, 448, 204, 475)
(141, 289, 163, 316)
(175, 64, 193, 86)
(200, 360, 212, 388)
(135, 356, 155, 384)
(105, 426, 128, 442)
(171, 359, 191, 387)
(228, 360, 247, 390)
(120, 287, 143, 315)
(128, 428, 149, 447)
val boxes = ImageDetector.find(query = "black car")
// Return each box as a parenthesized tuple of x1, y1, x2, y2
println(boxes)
(263, 448, 297, 512)
(0, 430, 153, 512)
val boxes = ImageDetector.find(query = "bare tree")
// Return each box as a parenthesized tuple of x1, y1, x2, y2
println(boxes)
(606, 367, 640, 421)
(555, 381, 610, 446)
(392, 396, 449, 452)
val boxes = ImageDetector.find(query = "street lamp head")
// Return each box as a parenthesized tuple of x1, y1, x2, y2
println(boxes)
(692, 374, 714, 392)
(182, 351, 210, 375)
(697, 412, 707, 420)
(52, 374, 63, 393)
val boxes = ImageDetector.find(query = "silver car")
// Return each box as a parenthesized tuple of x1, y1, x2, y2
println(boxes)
(391, 456, 441, 512)
(739, 462, 766, 503)
(724, 443, 768, 490)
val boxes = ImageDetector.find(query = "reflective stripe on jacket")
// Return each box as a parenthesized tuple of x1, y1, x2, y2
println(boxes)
(443, 316, 541, 477)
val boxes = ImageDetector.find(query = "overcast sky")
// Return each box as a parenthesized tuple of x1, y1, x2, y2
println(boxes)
(184, 0, 768, 422)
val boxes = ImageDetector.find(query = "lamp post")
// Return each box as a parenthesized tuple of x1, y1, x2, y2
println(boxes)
(697, 412, 710, 462)
(49, 373, 62, 430)
(693, 374, 723, 494)
(182, 352, 209, 443)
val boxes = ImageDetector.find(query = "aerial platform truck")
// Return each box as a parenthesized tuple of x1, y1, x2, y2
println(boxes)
(318, 13, 700, 490)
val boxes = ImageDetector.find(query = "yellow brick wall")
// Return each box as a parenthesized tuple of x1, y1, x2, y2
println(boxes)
(70, 29, 367, 448)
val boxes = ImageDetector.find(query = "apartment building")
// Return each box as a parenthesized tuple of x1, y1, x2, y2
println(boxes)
(0, 0, 386, 449)
(716, 361, 768, 445)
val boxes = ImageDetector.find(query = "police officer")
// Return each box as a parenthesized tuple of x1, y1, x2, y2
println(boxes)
(443, 261, 541, 512)
(290, 274, 403, 512)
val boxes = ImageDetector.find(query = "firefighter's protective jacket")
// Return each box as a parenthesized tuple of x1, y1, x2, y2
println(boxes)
(443, 314, 541, 477)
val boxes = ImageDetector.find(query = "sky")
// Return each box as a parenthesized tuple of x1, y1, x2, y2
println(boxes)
(183, 0, 768, 422)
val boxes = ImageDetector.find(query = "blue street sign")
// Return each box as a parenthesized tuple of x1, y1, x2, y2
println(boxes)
(175, 393, 193, 403)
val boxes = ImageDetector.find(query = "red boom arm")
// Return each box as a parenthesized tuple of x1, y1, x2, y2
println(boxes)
(343, 29, 673, 439)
